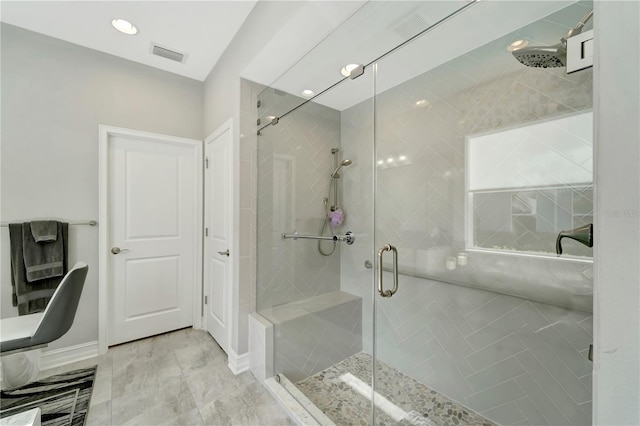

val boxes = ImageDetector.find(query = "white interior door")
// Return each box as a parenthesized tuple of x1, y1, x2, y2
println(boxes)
(204, 122, 233, 354)
(107, 131, 201, 346)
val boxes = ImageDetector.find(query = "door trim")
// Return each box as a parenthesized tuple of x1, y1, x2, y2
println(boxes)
(98, 125, 203, 355)
(203, 118, 237, 357)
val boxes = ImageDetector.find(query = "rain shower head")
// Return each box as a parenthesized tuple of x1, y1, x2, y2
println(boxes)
(331, 159, 352, 178)
(512, 44, 567, 68)
(512, 9, 592, 68)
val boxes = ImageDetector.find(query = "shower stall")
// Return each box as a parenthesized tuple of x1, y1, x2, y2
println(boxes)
(252, 1, 594, 425)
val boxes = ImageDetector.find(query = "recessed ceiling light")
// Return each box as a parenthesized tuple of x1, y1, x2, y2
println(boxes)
(301, 89, 315, 97)
(507, 39, 528, 52)
(340, 64, 360, 77)
(112, 18, 138, 35)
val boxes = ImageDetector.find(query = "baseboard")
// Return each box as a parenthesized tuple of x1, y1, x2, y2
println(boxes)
(40, 341, 99, 371)
(227, 349, 250, 375)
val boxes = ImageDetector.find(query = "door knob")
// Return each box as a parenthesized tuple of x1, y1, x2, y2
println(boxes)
(217, 249, 230, 257)
(111, 247, 130, 255)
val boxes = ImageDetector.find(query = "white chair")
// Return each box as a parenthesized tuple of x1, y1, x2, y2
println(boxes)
(1, 262, 88, 388)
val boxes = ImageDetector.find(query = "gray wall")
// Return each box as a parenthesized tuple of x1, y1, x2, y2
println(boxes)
(203, 1, 306, 356)
(203, 1, 305, 136)
(593, 2, 640, 424)
(0, 23, 203, 350)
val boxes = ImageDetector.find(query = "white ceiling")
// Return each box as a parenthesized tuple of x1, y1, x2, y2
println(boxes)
(0, 1, 258, 81)
(0, 0, 592, 105)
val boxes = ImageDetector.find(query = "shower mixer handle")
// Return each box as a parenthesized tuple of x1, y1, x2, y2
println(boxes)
(333, 231, 355, 245)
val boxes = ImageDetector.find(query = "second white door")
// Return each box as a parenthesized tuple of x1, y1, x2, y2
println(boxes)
(204, 121, 234, 354)
(107, 129, 201, 346)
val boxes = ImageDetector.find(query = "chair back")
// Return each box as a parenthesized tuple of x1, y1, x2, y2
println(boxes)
(30, 262, 88, 346)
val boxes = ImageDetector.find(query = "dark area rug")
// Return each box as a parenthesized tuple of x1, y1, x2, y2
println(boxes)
(1, 366, 96, 426)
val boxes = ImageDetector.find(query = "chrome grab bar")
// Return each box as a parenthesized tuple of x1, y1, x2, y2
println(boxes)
(281, 231, 355, 245)
(377, 244, 399, 297)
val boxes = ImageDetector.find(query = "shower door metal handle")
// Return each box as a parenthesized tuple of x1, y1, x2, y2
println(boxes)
(377, 244, 399, 297)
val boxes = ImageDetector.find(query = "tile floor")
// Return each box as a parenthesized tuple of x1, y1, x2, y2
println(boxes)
(38, 328, 293, 426)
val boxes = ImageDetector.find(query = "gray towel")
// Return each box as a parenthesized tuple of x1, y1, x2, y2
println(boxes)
(9, 222, 69, 315)
(30, 220, 58, 242)
(22, 222, 64, 282)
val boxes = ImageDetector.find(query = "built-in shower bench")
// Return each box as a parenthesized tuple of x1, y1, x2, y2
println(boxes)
(249, 290, 362, 384)
(259, 290, 360, 323)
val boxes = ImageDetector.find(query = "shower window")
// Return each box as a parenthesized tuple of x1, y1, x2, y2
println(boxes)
(466, 111, 593, 257)
(470, 185, 593, 256)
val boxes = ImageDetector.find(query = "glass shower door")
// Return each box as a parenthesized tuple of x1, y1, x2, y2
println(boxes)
(253, 1, 594, 424)
(255, 66, 378, 424)
(371, 2, 594, 425)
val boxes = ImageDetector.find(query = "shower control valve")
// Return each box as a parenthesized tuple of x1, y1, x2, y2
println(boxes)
(333, 231, 355, 245)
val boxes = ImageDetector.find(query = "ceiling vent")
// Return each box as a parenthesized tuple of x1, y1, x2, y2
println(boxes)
(150, 42, 187, 64)
(393, 14, 429, 41)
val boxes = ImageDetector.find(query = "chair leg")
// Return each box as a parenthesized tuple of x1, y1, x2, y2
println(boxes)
(1, 349, 41, 389)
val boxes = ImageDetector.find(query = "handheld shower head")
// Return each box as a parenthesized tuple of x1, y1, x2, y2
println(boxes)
(331, 159, 352, 178)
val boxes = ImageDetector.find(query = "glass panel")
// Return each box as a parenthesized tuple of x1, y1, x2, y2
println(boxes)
(256, 69, 376, 424)
(258, 1, 469, 120)
(372, 1, 593, 425)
